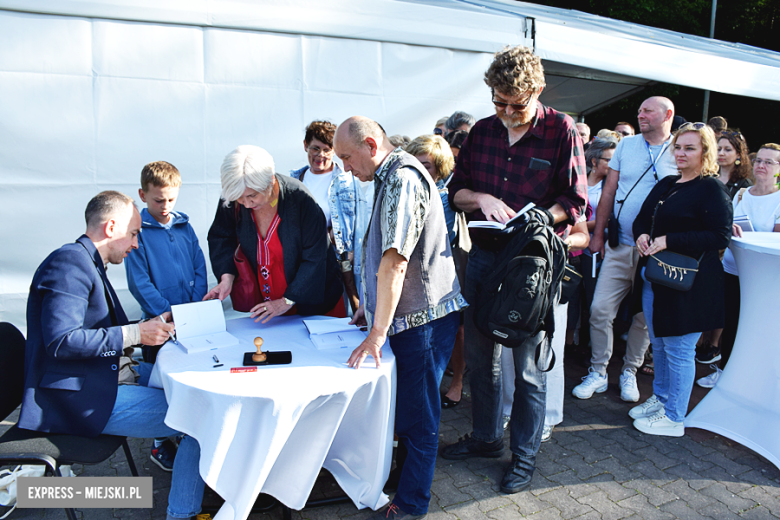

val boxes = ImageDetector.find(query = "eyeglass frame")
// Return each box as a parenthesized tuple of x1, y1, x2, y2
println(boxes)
(491, 89, 538, 111)
(678, 122, 707, 131)
(307, 144, 334, 157)
(754, 158, 780, 167)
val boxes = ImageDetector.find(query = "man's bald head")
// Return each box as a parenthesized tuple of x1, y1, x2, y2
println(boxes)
(638, 96, 675, 140)
(334, 116, 393, 182)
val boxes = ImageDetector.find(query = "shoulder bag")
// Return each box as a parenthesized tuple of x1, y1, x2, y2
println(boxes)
(229, 205, 261, 312)
(643, 184, 703, 291)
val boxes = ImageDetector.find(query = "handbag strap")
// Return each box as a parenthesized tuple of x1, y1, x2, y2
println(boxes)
(615, 140, 670, 221)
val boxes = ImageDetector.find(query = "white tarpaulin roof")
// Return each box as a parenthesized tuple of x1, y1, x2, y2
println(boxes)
(2, 0, 779, 328)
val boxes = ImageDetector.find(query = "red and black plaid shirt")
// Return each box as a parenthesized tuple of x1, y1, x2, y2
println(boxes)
(448, 103, 588, 247)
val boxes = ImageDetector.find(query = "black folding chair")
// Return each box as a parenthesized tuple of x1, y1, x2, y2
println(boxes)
(0, 322, 138, 520)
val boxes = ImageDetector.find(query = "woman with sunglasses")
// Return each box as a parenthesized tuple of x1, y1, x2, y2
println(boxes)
(697, 143, 780, 388)
(629, 122, 732, 437)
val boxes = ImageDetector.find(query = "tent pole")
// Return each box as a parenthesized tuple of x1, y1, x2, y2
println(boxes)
(702, 0, 718, 122)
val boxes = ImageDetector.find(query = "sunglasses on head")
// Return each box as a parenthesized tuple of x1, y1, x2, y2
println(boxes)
(721, 130, 745, 141)
(678, 122, 707, 131)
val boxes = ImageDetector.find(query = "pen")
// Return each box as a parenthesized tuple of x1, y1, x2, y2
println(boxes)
(159, 315, 176, 343)
(212, 355, 220, 363)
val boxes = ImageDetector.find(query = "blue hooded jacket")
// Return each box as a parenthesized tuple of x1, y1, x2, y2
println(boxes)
(125, 208, 208, 317)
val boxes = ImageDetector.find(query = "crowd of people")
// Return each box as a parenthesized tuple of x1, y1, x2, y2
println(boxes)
(16, 43, 779, 520)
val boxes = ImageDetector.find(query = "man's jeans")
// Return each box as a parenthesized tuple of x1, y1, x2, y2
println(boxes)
(390, 312, 458, 515)
(102, 363, 206, 519)
(464, 246, 545, 463)
(588, 243, 650, 375)
(641, 270, 699, 423)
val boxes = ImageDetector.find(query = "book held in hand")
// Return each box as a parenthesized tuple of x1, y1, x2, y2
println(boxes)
(467, 202, 535, 230)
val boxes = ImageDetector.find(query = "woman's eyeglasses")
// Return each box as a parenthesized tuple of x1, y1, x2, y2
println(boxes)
(678, 122, 707, 131)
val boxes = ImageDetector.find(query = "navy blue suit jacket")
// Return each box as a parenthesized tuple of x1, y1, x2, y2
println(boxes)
(19, 236, 127, 437)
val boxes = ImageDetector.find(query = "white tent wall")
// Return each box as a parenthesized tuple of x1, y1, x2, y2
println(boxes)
(0, 7, 509, 330)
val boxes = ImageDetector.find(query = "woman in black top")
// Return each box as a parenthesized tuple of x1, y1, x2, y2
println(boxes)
(204, 145, 344, 321)
(716, 130, 753, 200)
(628, 123, 732, 437)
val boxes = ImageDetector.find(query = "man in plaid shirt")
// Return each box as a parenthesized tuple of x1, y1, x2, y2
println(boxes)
(443, 45, 587, 493)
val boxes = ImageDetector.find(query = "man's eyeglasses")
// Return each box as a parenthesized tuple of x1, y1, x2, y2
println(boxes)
(616, 131, 632, 137)
(491, 90, 536, 111)
(678, 122, 707, 131)
(754, 158, 780, 167)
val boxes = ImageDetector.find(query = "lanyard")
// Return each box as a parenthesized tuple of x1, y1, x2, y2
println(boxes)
(645, 138, 670, 181)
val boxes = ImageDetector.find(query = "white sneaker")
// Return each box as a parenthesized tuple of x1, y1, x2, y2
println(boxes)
(696, 365, 722, 389)
(572, 368, 608, 399)
(633, 411, 684, 437)
(628, 394, 664, 419)
(541, 425, 553, 443)
(502, 415, 511, 431)
(619, 369, 640, 402)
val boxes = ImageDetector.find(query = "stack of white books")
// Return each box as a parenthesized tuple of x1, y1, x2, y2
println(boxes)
(303, 317, 367, 350)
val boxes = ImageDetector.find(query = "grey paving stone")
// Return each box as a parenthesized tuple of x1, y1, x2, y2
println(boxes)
(617, 494, 675, 520)
(565, 440, 613, 464)
(459, 481, 512, 512)
(634, 447, 679, 470)
(695, 501, 743, 520)
(557, 455, 605, 481)
(660, 480, 715, 511)
(588, 476, 638, 502)
(698, 482, 757, 514)
(700, 451, 752, 477)
(739, 486, 780, 517)
(576, 490, 634, 520)
(507, 489, 553, 515)
(664, 464, 715, 491)
(622, 479, 679, 507)
(668, 437, 716, 459)
(590, 457, 643, 483)
(442, 499, 492, 520)
(536, 488, 594, 519)
(662, 449, 715, 474)
(739, 505, 778, 520)
(545, 471, 597, 499)
(431, 476, 474, 507)
(440, 461, 489, 488)
(523, 508, 565, 520)
(485, 504, 523, 520)
(657, 499, 711, 520)
(600, 429, 650, 453)
(535, 452, 568, 478)
(738, 470, 780, 490)
(631, 460, 673, 482)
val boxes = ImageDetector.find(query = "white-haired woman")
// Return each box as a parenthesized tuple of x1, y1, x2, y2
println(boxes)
(205, 145, 345, 321)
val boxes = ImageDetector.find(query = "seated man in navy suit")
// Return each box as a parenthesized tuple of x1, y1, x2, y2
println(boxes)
(19, 191, 205, 520)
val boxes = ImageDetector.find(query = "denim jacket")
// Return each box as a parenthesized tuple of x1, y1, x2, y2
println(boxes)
(291, 163, 374, 302)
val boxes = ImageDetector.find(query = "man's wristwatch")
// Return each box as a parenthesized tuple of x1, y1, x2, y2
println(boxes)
(340, 260, 353, 273)
(283, 297, 295, 306)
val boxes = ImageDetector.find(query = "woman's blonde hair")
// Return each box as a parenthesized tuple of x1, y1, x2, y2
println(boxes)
(406, 134, 455, 182)
(672, 123, 719, 177)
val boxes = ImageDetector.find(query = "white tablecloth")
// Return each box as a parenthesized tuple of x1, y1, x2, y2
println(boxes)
(149, 315, 396, 520)
(685, 233, 780, 471)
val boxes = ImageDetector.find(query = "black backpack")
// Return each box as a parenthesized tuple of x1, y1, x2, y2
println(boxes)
(472, 211, 567, 368)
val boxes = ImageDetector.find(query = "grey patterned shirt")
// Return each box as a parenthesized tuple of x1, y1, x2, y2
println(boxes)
(374, 148, 430, 260)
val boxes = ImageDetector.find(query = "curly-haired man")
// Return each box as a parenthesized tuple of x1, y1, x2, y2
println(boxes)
(443, 45, 588, 493)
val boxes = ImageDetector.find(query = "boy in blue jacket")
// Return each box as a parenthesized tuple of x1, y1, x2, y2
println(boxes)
(126, 161, 208, 470)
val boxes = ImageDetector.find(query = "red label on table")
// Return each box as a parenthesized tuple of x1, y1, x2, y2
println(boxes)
(230, 367, 257, 373)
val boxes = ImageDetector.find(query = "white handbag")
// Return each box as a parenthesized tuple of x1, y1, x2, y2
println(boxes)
(0, 464, 75, 518)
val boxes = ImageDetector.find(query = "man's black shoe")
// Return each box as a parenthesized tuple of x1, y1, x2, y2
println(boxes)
(500, 457, 534, 494)
(695, 342, 721, 364)
(441, 434, 503, 460)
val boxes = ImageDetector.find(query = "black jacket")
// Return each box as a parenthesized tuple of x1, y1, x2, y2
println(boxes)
(207, 174, 344, 315)
(633, 175, 732, 337)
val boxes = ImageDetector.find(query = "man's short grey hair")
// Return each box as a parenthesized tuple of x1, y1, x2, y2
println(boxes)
(85, 191, 136, 230)
(584, 137, 618, 174)
(220, 145, 275, 206)
(445, 111, 476, 134)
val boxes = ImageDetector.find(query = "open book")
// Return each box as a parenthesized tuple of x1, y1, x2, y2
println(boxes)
(467, 202, 535, 230)
(303, 317, 367, 350)
(171, 299, 239, 354)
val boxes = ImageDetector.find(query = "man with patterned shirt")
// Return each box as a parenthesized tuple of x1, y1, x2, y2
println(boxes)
(335, 116, 466, 520)
(443, 46, 588, 493)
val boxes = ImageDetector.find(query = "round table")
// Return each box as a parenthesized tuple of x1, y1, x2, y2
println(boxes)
(149, 315, 396, 520)
(685, 233, 780, 471)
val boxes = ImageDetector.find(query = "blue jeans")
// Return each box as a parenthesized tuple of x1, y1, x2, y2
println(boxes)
(641, 269, 700, 423)
(102, 363, 206, 519)
(390, 312, 458, 515)
(464, 247, 546, 462)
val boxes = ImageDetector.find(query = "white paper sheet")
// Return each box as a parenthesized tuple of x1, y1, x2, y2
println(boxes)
(467, 202, 535, 230)
(172, 300, 238, 353)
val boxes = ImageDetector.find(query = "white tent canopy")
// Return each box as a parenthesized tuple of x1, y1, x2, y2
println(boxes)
(2, 0, 779, 328)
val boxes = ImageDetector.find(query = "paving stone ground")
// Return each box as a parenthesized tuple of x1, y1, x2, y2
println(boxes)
(3, 338, 778, 520)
